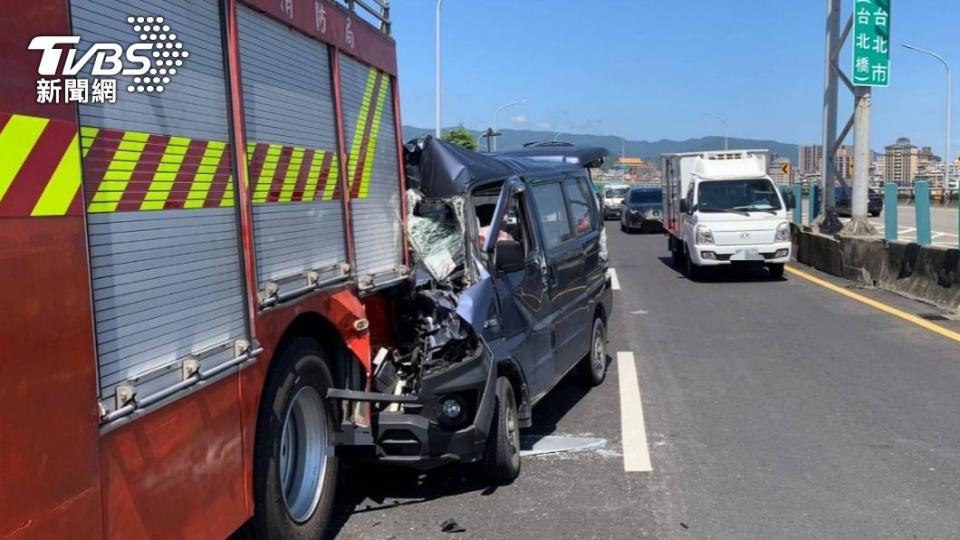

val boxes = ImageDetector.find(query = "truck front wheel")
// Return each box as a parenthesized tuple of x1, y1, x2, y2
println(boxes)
(253, 338, 338, 539)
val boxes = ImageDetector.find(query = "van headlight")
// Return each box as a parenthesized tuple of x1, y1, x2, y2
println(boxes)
(774, 222, 791, 242)
(695, 224, 715, 245)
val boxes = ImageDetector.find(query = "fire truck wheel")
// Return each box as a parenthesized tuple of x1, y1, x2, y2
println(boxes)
(482, 377, 521, 484)
(253, 338, 338, 539)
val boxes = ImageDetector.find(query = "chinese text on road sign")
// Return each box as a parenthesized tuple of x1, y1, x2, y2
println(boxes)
(852, 0, 891, 87)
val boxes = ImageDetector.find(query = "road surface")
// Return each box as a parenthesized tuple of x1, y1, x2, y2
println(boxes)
(329, 227, 960, 539)
(801, 199, 959, 248)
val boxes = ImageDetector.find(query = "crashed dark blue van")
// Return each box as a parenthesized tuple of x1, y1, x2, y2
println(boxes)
(331, 136, 612, 482)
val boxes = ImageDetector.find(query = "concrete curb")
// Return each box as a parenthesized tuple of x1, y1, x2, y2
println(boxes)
(791, 225, 960, 312)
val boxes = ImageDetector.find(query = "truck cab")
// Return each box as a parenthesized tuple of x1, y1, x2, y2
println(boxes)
(662, 151, 795, 279)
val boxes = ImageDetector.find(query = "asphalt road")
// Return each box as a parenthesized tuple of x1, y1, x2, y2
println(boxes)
(329, 226, 960, 539)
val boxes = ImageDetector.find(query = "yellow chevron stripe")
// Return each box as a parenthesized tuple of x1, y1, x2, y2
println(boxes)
(183, 140, 225, 209)
(360, 75, 390, 199)
(347, 69, 378, 188)
(279, 147, 305, 202)
(140, 136, 190, 210)
(32, 133, 82, 216)
(302, 150, 325, 202)
(0, 115, 49, 201)
(87, 131, 149, 213)
(221, 176, 235, 208)
(80, 127, 99, 158)
(252, 144, 281, 203)
(323, 154, 340, 201)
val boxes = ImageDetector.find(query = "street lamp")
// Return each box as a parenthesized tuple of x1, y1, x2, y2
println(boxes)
(434, 0, 444, 138)
(491, 99, 526, 151)
(902, 44, 952, 194)
(704, 113, 729, 150)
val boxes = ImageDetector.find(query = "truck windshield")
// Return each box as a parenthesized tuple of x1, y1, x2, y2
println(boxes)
(697, 179, 782, 212)
(604, 188, 628, 198)
(629, 190, 661, 204)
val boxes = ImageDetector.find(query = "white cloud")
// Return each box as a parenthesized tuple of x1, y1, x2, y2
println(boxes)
(510, 114, 528, 125)
(536, 121, 552, 129)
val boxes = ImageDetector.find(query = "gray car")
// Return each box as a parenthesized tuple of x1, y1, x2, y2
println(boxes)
(620, 187, 663, 233)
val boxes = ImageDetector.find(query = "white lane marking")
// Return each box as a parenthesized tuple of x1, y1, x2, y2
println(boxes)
(617, 351, 652, 472)
(608, 267, 621, 290)
(630, 309, 649, 315)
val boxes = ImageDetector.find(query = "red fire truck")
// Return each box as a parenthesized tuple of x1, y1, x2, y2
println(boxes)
(1, 0, 406, 537)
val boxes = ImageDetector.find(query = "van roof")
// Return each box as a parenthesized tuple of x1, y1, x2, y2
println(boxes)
(404, 136, 582, 198)
(496, 142, 608, 168)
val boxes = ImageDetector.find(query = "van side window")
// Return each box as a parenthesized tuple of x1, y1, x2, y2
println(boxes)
(562, 176, 597, 236)
(531, 183, 573, 249)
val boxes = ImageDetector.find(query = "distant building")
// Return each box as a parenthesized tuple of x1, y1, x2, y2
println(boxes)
(798, 144, 853, 180)
(884, 137, 919, 185)
(799, 145, 823, 175)
(616, 157, 658, 183)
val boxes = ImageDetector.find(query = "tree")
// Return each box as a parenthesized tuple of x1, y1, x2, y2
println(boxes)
(441, 125, 478, 151)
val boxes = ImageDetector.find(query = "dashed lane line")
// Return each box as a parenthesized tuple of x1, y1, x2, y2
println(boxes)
(608, 268, 621, 290)
(617, 351, 653, 472)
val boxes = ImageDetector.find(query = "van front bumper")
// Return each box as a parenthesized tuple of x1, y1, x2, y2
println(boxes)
(330, 351, 497, 470)
(690, 242, 791, 266)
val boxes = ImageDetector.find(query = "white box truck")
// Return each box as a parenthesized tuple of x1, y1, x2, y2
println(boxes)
(661, 150, 795, 279)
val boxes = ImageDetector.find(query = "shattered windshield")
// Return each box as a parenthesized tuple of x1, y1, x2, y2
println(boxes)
(406, 190, 466, 286)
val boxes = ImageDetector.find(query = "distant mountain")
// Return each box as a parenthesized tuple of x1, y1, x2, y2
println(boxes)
(402, 125, 799, 166)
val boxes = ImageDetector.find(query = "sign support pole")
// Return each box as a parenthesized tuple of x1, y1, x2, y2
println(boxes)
(841, 86, 877, 235)
(818, 0, 844, 233)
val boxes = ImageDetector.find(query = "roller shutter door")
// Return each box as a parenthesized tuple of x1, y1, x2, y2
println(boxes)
(339, 53, 404, 289)
(237, 6, 348, 303)
(71, 0, 249, 412)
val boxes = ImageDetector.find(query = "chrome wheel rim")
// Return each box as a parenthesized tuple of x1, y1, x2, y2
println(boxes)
(279, 386, 329, 523)
(592, 324, 605, 378)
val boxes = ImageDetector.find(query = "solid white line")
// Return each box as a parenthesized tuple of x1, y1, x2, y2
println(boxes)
(608, 268, 621, 290)
(617, 351, 652, 472)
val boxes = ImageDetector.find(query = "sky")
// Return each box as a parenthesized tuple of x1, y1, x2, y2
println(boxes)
(390, 0, 959, 158)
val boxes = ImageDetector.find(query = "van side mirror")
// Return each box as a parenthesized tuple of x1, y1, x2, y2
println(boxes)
(786, 192, 796, 210)
(494, 240, 525, 273)
(680, 199, 690, 213)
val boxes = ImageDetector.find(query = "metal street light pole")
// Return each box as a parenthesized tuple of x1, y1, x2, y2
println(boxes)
(902, 44, 952, 199)
(491, 99, 526, 151)
(704, 113, 728, 150)
(434, 0, 444, 138)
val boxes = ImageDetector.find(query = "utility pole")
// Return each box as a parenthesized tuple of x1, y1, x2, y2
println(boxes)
(704, 113, 728, 150)
(817, 0, 843, 233)
(491, 99, 526, 151)
(902, 44, 952, 206)
(434, 0, 443, 138)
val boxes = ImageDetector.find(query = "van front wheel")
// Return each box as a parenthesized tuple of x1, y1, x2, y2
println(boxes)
(482, 377, 521, 484)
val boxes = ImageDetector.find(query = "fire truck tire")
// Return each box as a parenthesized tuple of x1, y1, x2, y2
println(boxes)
(252, 338, 338, 539)
(481, 377, 521, 484)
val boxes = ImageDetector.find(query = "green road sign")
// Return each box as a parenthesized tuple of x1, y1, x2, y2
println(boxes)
(852, 0, 891, 87)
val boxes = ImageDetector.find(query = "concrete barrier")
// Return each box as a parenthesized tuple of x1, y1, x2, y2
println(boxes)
(792, 225, 960, 312)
